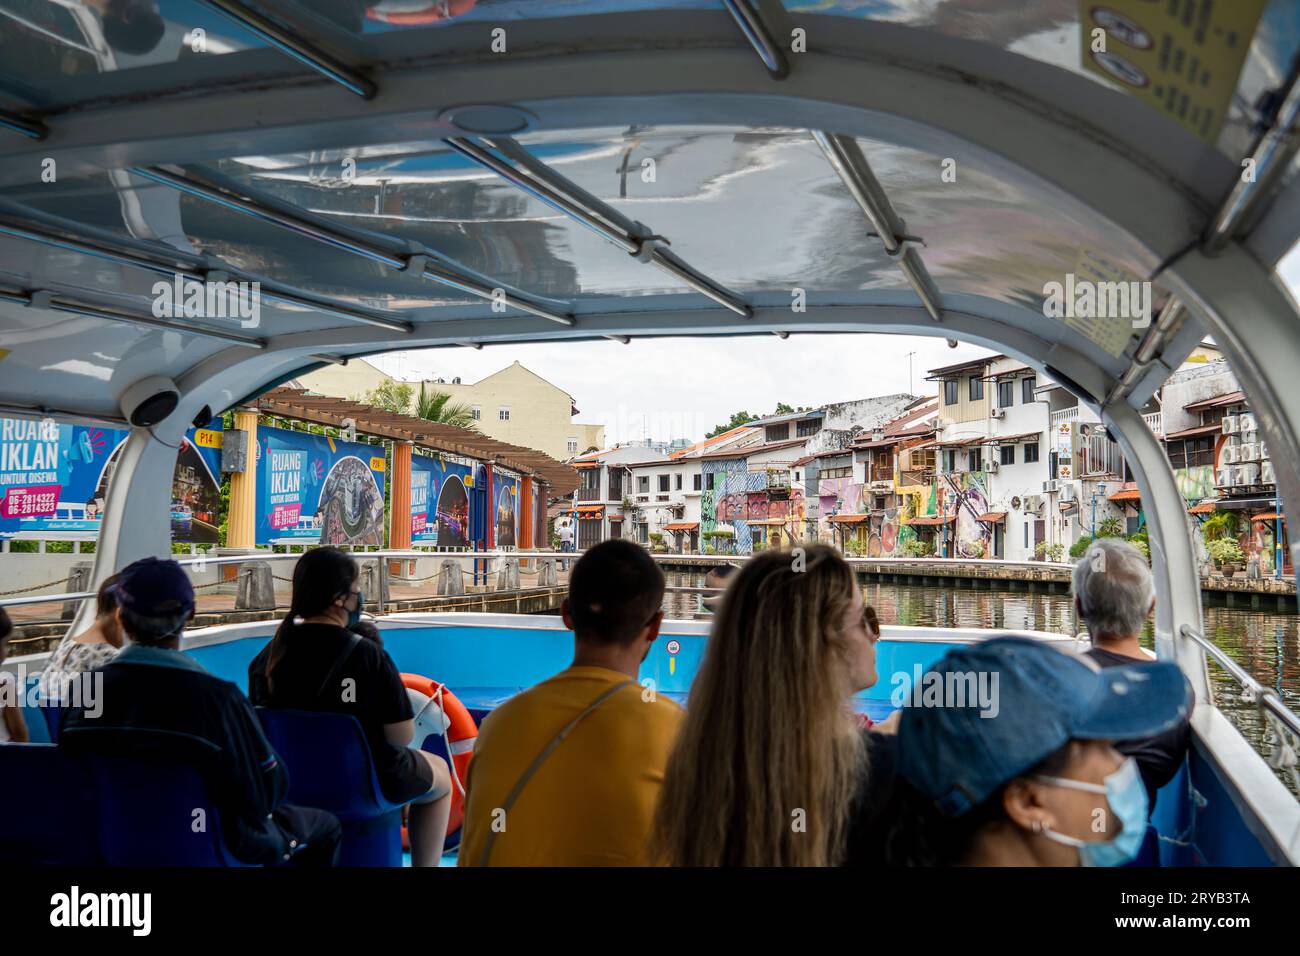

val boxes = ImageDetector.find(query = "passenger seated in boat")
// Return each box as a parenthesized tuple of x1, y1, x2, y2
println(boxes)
(652, 546, 876, 866)
(0, 609, 29, 743)
(878, 636, 1192, 867)
(458, 539, 681, 866)
(248, 547, 452, 867)
(1073, 538, 1193, 808)
(60, 558, 342, 866)
(39, 573, 124, 703)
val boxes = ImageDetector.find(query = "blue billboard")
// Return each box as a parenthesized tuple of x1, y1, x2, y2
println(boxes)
(410, 453, 472, 547)
(0, 417, 224, 542)
(256, 426, 387, 546)
(494, 472, 520, 548)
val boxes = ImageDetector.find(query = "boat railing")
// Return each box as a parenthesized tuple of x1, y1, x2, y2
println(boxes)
(1180, 624, 1300, 739)
(0, 547, 1083, 614)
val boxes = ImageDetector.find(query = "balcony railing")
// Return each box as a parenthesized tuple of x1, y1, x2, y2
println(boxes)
(576, 487, 600, 501)
(1049, 407, 1080, 426)
(1143, 411, 1163, 433)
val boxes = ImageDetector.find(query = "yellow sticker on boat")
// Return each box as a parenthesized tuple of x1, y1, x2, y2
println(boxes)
(193, 428, 223, 448)
(370, 456, 386, 472)
(1080, 0, 1267, 143)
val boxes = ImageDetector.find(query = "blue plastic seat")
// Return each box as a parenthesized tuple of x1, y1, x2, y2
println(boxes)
(0, 743, 100, 864)
(256, 708, 406, 867)
(83, 752, 255, 866)
(42, 703, 68, 744)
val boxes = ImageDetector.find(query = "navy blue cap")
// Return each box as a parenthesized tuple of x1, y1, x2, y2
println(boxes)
(896, 636, 1192, 817)
(110, 557, 195, 618)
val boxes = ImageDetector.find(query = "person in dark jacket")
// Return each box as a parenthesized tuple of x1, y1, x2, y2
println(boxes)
(249, 547, 452, 867)
(61, 558, 341, 866)
(1072, 537, 1193, 809)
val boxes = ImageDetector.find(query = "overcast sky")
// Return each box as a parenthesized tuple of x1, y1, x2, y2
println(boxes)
(368, 334, 995, 446)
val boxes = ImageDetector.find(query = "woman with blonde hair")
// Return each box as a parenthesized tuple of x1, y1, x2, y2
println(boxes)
(650, 545, 879, 866)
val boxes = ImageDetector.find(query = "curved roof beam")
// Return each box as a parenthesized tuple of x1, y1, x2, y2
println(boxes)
(0, 216, 415, 335)
(812, 131, 944, 323)
(445, 136, 752, 318)
(128, 164, 575, 327)
(0, 285, 266, 348)
(1201, 56, 1300, 256)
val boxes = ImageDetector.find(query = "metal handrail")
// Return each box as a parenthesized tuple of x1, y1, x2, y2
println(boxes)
(1181, 624, 1300, 739)
(0, 547, 1079, 612)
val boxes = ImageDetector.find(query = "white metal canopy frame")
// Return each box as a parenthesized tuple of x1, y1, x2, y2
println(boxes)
(0, 3, 1297, 731)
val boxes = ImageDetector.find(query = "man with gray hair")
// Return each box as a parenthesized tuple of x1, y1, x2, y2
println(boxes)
(1073, 537, 1192, 808)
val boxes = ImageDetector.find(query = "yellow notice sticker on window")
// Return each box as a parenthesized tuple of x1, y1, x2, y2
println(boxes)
(370, 456, 386, 472)
(1080, 0, 1267, 143)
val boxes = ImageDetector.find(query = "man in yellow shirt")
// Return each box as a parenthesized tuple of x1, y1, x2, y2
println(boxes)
(459, 540, 682, 866)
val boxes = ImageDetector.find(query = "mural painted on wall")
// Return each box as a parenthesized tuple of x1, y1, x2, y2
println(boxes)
(936, 472, 993, 558)
(700, 459, 806, 555)
(1174, 465, 1215, 503)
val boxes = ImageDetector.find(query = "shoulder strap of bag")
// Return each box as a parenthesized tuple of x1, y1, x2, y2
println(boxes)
(477, 678, 634, 866)
(316, 632, 362, 703)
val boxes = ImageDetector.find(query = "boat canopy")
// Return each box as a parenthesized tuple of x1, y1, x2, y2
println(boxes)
(0, 2, 1298, 669)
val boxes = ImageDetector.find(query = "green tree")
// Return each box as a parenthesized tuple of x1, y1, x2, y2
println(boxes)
(774, 402, 795, 415)
(414, 383, 476, 430)
(706, 410, 758, 439)
(359, 381, 414, 415)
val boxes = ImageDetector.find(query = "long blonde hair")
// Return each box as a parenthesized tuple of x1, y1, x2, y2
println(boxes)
(651, 545, 868, 866)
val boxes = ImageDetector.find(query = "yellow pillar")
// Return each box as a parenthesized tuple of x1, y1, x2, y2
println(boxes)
(390, 442, 413, 550)
(226, 407, 258, 550)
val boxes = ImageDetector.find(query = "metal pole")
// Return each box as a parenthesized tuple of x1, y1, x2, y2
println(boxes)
(1276, 486, 1283, 580)
(197, 0, 376, 99)
(1091, 490, 1097, 543)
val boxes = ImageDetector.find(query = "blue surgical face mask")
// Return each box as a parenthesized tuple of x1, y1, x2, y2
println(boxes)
(1031, 757, 1149, 867)
(347, 590, 364, 629)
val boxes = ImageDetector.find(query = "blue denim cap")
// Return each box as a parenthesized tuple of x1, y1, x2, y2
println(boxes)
(896, 636, 1192, 817)
(109, 557, 196, 618)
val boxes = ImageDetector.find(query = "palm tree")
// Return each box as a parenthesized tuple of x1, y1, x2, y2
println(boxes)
(415, 383, 477, 430)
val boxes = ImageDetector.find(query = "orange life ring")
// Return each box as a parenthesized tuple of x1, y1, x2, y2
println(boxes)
(365, 0, 476, 25)
(400, 673, 476, 840)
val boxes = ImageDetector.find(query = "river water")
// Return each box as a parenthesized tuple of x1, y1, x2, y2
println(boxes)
(662, 572, 1300, 794)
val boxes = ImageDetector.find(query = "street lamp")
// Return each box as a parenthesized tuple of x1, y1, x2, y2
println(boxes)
(1090, 482, 1108, 543)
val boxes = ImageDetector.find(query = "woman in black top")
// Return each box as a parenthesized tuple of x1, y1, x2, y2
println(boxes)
(249, 547, 452, 866)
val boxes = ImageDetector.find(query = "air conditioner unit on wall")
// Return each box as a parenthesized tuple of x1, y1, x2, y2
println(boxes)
(1262, 460, 1276, 484)
(1059, 484, 1076, 501)
(1042, 479, 1058, 494)
(1239, 412, 1257, 432)
(1216, 467, 1233, 487)
(1235, 464, 1260, 486)
(991, 408, 1005, 419)
(1220, 445, 1239, 465)
(1240, 443, 1262, 462)
(1221, 415, 1239, 434)
(987, 460, 999, 472)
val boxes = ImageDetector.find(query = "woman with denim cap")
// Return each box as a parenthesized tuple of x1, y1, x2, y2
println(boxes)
(871, 636, 1192, 867)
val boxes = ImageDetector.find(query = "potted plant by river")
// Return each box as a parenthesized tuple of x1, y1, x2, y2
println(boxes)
(1206, 538, 1245, 577)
